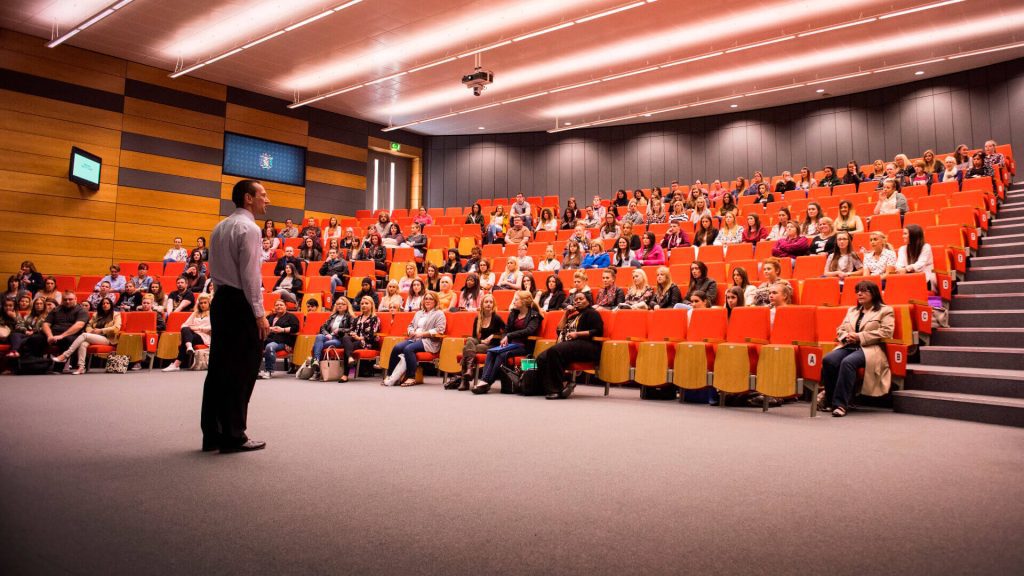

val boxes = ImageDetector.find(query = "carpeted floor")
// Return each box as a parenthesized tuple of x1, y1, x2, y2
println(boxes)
(1, 371, 1021, 575)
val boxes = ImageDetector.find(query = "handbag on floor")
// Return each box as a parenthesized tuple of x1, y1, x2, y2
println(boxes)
(320, 348, 345, 381)
(517, 368, 544, 396)
(190, 349, 209, 371)
(295, 358, 315, 380)
(105, 354, 130, 374)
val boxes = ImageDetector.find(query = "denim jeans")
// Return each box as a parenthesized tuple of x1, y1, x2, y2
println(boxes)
(480, 342, 526, 385)
(263, 341, 288, 373)
(389, 339, 428, 380)
(822, 346, 866, 409)
(312, 334, 342, 361)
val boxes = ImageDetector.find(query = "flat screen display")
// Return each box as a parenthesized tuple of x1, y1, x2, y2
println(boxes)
(222, 132, 306, 186)
(69, 146, 102, 190)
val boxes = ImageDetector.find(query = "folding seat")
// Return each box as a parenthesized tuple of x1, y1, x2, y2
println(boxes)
(668, 264, 690, 286)
(807, 187, 831, 200)
(930, 246, 954, 302)
(289, 312, 329, 366)
(77, 275, 103, 292)
(118, 262, 140, 278)
(914, 195, 950, 212)
(713, 306, 770, 398)
(53, 275, 77, 292)
(696, 245, 724, 262)
(526, 242, 548, 257)
(282, 237, 303, 251)
(792, 254, 827, 280)
(797, 277, 840, 306)
(884, 273, 931, 340)
(721, 243, 753, 261)
(355, 210, 372, 219)
(111, 311, 157, 368)
(753, 240, 777, 261)
(756, 305, 818, 413)
(527, 309, 565, 361)
(377, 312, 416, 372)
(477, 198, 492, 208)
(927, 224, 970, 272)
(436, 311, 478, 381)
(840, 275, 880, 305)
(260, 262, 276, 278)
(673, 308, 727, 392)
(424, 248, 445, 269)
(534, 230, 557, 243)
(561, 309, 612, 393)
(445, 207, 464, 217)
(831, 184, 856, 198)
(961, 177, 993, 195)
(818, 196, 842, 213)
(350, 312, 392, 377)
(901, 185, 929, 203)
(635, 309, 687, 388)
(155, 312, 194, 365)
(939, 206, 982, 250)
(481, 244, 504, 258)
(648, 223, 669, 237)
(850, 232, 871, 253)
(304, 276, 332, 306)
(727, 259, 758, 279)
(491, 289, 516, 311)
(789, 198, 810, 217)
(705, 262, 729, 287)
(667, 247, 696, 266)
(868, 213, 901, 233)
(597, 309, 649, 392)
(951, 191, 994, 223)
(903, 210, 936, 229)
(857, 181, 876, 194)
(543, 195, 560, 206)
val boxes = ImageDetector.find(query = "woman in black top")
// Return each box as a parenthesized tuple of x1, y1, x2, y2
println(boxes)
(465, 203, 486, 236)
(448, 292, 506, 391)
(537, 274, 566, 311)
(651, 266, 682, 309)
(539, 291, 604, 399)
(692, 215, 718, 247)
(473, 291, 543, 394)
(424, 263, 442, 292)
(841, 161, 862, 185)
(440, 249, 462, 276)
(358, 233, 387, 272)
(682, 260, 718, 306)
(613, 189, 629, 207)
(561, 198, 581, 230)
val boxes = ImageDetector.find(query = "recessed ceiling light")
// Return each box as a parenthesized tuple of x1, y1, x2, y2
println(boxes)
(730, 104, 738, 108)
(642, 113, 652, 117)
(914, 70, 925, 75)
(816, 89, 825, 93)
(478, 126, 485, 130)
(564, 121, 572, 125)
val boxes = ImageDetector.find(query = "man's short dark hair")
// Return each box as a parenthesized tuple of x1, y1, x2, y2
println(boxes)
(232, 179, 261, 208)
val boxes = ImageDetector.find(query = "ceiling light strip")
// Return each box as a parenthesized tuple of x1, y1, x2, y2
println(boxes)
(46, 0, 135, 48)
(170, 0, 364, 78)
(724, 35, 795, 54)
(797, 18, 876, 37)
(574, 1, 647, 24)
(878, 0, 965, 20)
(512, 22, 574, 42)
(947, 41, 1024, 59)
(874, 57, 947, 73)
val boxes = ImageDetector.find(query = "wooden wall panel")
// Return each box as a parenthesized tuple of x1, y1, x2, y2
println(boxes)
(124, 98, 225, 132)
(119, 150, 222, 181)
(0, 89, 123, 131)
(125, 62, 226, 101)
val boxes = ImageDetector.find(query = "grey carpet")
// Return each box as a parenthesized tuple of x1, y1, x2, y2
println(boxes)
(1, 371, 1022, 575)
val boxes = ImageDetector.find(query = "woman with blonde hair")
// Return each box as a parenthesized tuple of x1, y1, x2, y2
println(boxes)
(862, 231, 897, 277)
(378, 279, 404, 313)
(437, 275, 456, 310)
(713, 211, 743, 246)
(384, 291, 446, 387)
(447, 292, 506, 390)
(833, 200, 864, 234)
(752, 258, 791, 307)
(621, 268, 654, 309)
(651, 266, 682, 309)
(496, 258, 523, 291)
(472, 290, 542, 394)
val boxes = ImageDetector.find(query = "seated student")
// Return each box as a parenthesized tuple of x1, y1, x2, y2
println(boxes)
(565, 269, 591, 305)
(147, 280, 169, 317)
(873, 179, 907, 216)
(117, 281, 144, 312)
(579, 205, 600, 229)
(691, 215, 718, 247)
(753, 184, 774, 207)
(35, 276, 62, 306)
(539, 291, 604, 400)
(677, 261, 718, 310)
(939, 156, 963, 186)
(581, 240, 610, 269)
(476, 258, 496, 291)
(767, 208, 792, 241)
(138, 293, 166, 332)
(561, 198, 581, 230)
(876, 163, 908, 190)
(808, 217, 837, 255)
(163, 237, 189, 264)
(323, 217, 343, 244)
(824, 231, 863, 282)
(651, 266, 682, 309)
(0, 298, 19, 351)
(450, 273, 480, 312)
(381, 222, 404, 248)
(168, 276, 196, 313)
(537, 274, 566, 312)
(841, 161, 862, 186)
(771, 221, 811, 260)
(309, 298, 354, 379)
(964, 152, 994, 182)
(299, 236, 322, 262)
(16, 261, 45, 294)
(23, 291, 88, 368)
(371, 212, 391, 238)
(724, 286, 745, 317)
(182, 263, 206, 294)
(187, 250, 209, 277)
(891, 224, 935, 288)
(3, 276, 28, 304)
(796, 167, 817, 191)
(713, 212, 743, 246)
(300, 217, 322, 243)
(537, 245, 562, 273)
(440, 248, 463, 276)
(561, 241, 584, 270)
(127, 263, 153, 293)
(610, 236, 637, 269)
(505, 216, 533, 247)
(399, 222, 428, 259)
(448, 292, 505, 390)
(819, 165, 842, 188)
(833, 200, 864, 234)
(466, 203, 487, 236)
(509, 193, 534, 229)
(350, 276, 380, 310)
(437, 276, 456, 310)
(593, 268, 625, 309)
(274, 246, 303, 276)
(87, 281, 118, 311)
(263, 224, 282, 253)
(413, 206, 435, 230)
(742, 214, 768, 244)
(484, 205, 508, 244)
(424, 263, 442, 292)
(320, 247, 351, 299)
(864, 159, 886, 181)
(598, 213, 621, 240)
(909, 160, 931, 187)
(7, 297, 48, 359)
(861, 231, 897, 277)
(515, 242, 535, 272)
(472, 290, 542, 394)
(279, 218, 300, 239)
(752, 258, 791, 306)
(332, 296, 383, 382)
(397, 262, 419, 294)
(496, 258, 523, 291)
(661, 220, 691, 252)
(463, 245, 483, 274)
(162, 293, 212, 372)
(358, 233, 388, 273)
(774, 171, 797, 194)
(378, 279, 405, 313)
(273, 263, 304, 305)
(820, 281, 894, 417)
(258, 299, 300, 379)
(620, 268, 654, 309)
(57, 297, 121, 375)
(685, 290, 712, 323)
(383, 292, 446, 387)
(94, 264, 127, 293)
(636, 232, 666, 266)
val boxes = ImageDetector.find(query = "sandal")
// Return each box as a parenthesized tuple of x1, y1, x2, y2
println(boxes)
(400, 378, 419, 387)
(832, 406, 847, 417)
(339, 375, 348, 383)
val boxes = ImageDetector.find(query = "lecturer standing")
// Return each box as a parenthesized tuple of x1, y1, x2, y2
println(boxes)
(201, 179, 271, 453)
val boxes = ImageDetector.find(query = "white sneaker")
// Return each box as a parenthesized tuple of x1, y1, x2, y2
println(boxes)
(258, 370, 272, 379)
(162, 364, 180, 372)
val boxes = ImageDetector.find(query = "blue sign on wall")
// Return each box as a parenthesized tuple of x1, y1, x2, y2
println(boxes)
(223, 132, 306, 187)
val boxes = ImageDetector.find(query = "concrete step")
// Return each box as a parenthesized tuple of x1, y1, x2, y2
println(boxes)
(968, 254, 1024, 267)
(952, 292, 1024, 310)
(955, 279, 1024, 295)
(980, 232, 1024, 245)
(918, 347, 1024, 372)
(976, 242, 1024, 257)
(948, 310, 1024, 328)
(965, 265, 1024, 281)
(929, 327, 1024, 347)
(893, 389, 1024, 428)
(988, 216, 1024, 232)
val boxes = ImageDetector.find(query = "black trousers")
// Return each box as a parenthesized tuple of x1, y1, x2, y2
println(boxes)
(538, 340, 599, 395)
(24, 332, 76, 365)
(822, 346, 866, 410)
(201, 286, 260, 447)
(177, 327, 205, 363)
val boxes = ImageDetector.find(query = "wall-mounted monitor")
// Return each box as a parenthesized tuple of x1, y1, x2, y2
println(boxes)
(222, 132, 306, 187)
(69, 146, 102, 191)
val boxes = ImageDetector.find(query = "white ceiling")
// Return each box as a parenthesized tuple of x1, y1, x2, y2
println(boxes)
(4, 0, 1024, 136)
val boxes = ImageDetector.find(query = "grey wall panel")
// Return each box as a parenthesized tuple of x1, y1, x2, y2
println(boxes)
(423, 58, 1023, 207)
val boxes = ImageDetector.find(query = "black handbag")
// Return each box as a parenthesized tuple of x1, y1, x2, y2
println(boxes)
(517, 369, 544, 396)
(497, 364, 520, 394)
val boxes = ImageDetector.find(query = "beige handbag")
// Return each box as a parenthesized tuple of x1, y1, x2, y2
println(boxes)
(320, 348, 345, 381)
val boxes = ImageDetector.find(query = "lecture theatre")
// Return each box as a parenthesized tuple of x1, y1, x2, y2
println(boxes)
(1, 1, 1022, 574)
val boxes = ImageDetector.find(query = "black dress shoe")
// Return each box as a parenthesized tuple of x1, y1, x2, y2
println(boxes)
(219, 439, 266, 453)
(201, 441, 219, 452)
(562, 382, 576, 399)
(545, 393, 563, 400)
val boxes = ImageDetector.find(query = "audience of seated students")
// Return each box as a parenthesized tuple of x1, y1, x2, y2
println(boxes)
(17, 261, 45, 294)
(21, 291, 88, 369)
(0, 299, 18, 351)
(824, 231, 863, 281)
(163, 237, 189, 264)
(620, 268, 654, 310)
(162, 293, 212, 372)
(651, 266, 682, 309)
(54, 297, 120, 375)
(35, 276, 62, 306)
(610, 236, 637, 269)
(470, 290, 542, 394)
(424, 263, 442, 292)
(842, 162, 862, 185)
(384, 291, 447, 387)
(440, 249, 463, 276)
(117, 281, 143, 311)
(259, 299, 300, 380)
(661, 220, 691, 251)
(496, 258, 523, 291)
(820, 281, 894, 418)
(537, 245, 561, 273)
(299, 236, 322, 262)
(538, 290, 604, 400)
(796, 166, 817, 191)
(772, 221, 811, 260)
(273, 263, 304, 306)
(862, 231, 897, 277)
(833, 200, 864, 234)
(537, 274, 566, 312)
(743, 213, 769, 245)
(6, 297, 48, 359)
(309, 298, 353, 379)
(378, 280, 404, 313)
(891, 224, 936, 288)
(593, 268, 625, 310)
(752, 258, 790, 307)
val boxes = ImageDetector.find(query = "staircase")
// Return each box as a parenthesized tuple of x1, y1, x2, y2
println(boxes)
(894, 183, 1024, 427)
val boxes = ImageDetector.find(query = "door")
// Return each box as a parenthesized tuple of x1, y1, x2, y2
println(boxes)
(367, 152, 411, 212)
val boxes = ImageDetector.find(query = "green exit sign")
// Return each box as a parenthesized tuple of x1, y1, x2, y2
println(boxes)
(390, 142, 401, 151)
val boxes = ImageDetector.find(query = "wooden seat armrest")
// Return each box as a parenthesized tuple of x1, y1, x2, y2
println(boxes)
(793, 340, 818, 347)
(702, 338, 724, 344)
(745, 337, 769, 345)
